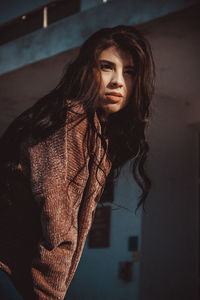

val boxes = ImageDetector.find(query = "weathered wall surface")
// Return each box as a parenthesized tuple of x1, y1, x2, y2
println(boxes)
(139, 5, 200, 300)
(0, 0, 199, 75)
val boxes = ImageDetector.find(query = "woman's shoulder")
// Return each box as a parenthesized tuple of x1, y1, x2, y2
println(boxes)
(66, 99, 101, 131)
(66, 100, 86, 123)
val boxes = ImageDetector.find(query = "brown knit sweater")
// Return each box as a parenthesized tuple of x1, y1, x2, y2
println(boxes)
(0, 104, 111, 299)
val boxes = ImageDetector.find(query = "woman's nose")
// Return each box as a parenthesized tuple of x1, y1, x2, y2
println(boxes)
(109, 71, 124, 88)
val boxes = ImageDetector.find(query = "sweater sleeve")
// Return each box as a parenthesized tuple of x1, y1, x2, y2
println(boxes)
(28, 112, 90, 300)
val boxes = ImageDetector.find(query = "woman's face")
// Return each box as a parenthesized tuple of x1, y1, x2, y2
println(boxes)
(98, 46, 136, 118)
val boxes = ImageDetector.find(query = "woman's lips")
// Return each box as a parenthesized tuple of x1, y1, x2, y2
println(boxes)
(105, 92, 123, 102)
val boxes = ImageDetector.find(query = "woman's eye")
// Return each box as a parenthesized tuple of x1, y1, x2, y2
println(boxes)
(100, 64, 112, 71)
(124, 70, 136, 76)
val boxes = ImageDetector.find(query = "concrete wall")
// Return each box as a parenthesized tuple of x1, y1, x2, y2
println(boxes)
(0, 0, 106, 25)
(138, 5, 200, 300)
(140, 95, 198, 300)
(187, 100, 200, 127)
(81, 0, 110, 11)
(0, 0, 199, 75)
(0, 0, 52, 25)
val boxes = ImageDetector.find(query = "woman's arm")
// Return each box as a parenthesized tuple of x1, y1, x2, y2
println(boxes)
(28, 111, 90, 300)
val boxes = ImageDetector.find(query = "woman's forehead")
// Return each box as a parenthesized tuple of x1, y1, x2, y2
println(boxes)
(98, 46, 134, 66)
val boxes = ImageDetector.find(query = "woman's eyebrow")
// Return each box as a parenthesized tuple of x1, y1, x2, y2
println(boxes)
(99, 59, 115, 67)
(99, 59, 135, 69)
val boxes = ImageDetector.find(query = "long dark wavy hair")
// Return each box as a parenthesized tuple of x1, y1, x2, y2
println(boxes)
(0, 25, 155, 212)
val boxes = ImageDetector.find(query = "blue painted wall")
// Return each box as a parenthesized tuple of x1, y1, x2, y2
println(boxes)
(0, 0, 199, 75)
(65, 163, 142, 300)
(81, 0, 106, 11)
(0, 0, 52, 25)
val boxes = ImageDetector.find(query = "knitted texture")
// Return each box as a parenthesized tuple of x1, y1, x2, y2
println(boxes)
(0, 103, 111, 300)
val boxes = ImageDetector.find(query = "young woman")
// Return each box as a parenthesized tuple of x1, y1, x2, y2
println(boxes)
(0, 25, 154, 299)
